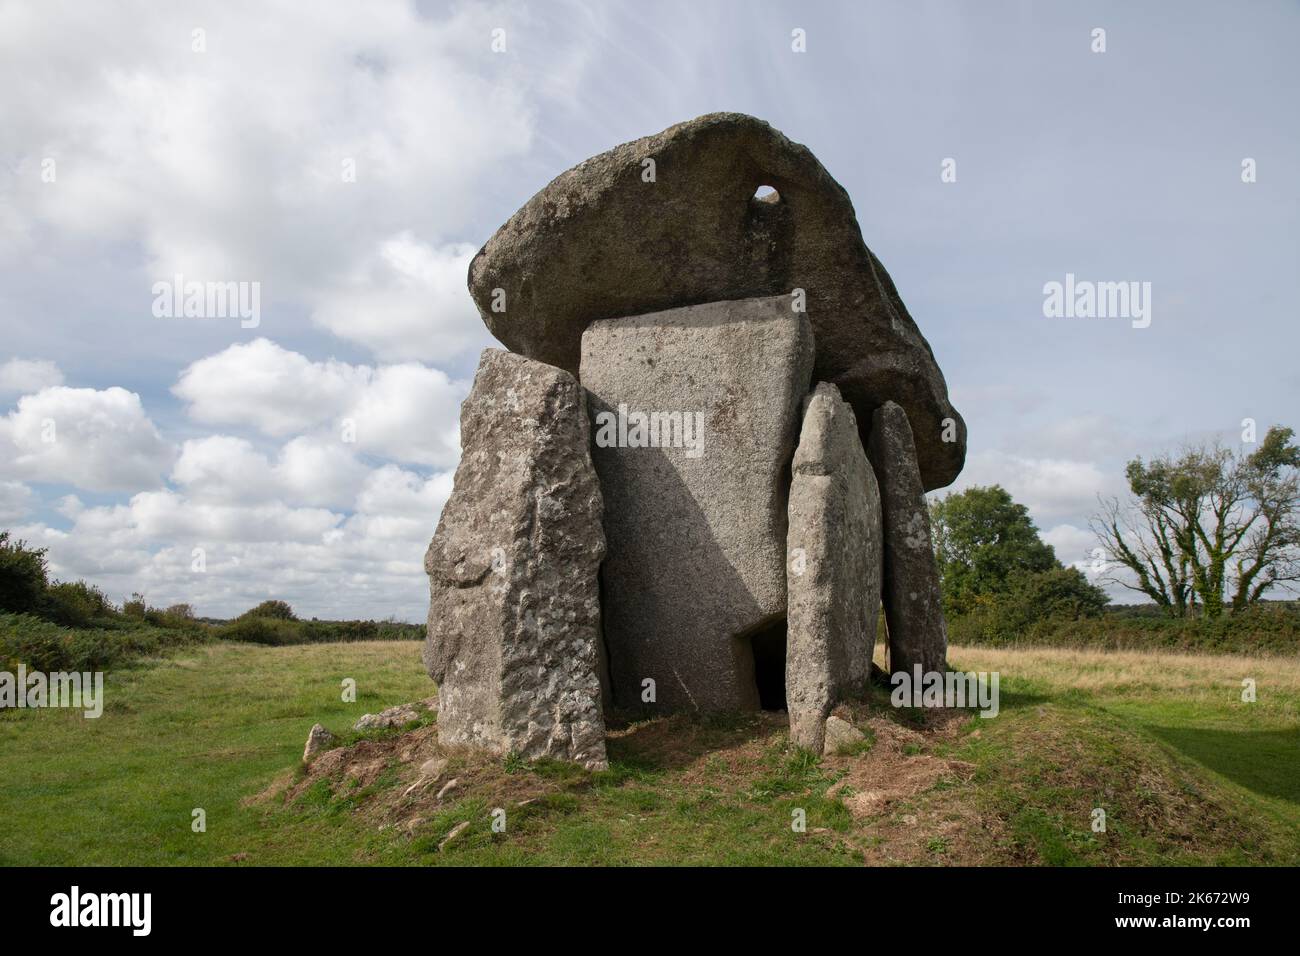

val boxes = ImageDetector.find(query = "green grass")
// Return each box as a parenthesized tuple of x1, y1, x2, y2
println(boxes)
(943, 646, 1300, 865)
(1, 640, 1297, 865)
(0, 642, 431, 865)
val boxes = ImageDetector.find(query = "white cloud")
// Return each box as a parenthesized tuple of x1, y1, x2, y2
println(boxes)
(949, 450, 1119, 525)
(128, 490, 343, 544)
(0, 386, 173, 492)
(0, 0, 596, 361)
(356, 464, 453, 519)
(18, 455, 454, 619)
(0, 480, 35, 523)
(1041, 523, 1100, 568)
(173, 338, 464, 467)
(344, 363, 464, 467)
(0, 358, 64, 396)
(312, 235, 490, 363)
(273, 436, 371, 509)
(171, 436, 276, 503)
(172, 433, 375, 510)
(172, 339, 367, 437)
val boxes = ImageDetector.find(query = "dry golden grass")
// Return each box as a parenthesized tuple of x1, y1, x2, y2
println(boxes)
(948, 643, 1300, 696)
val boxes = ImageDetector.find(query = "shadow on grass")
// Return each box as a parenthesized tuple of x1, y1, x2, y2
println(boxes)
(1145, 725, 1300, 804)
(603, 710, 783, 774)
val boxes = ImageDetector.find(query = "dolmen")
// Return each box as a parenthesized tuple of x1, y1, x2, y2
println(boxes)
(424, 113, 963, 766)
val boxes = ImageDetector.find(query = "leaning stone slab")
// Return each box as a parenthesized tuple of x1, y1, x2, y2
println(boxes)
(468, 112, 965, 490)
(581, 296, 814, 713)
(866, 401, 948, 677)
(424, 349, 608, 770)
(786, 383, 883, 752)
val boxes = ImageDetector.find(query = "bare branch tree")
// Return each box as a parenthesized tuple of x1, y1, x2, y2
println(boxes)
(1091, 426, 1300, 618)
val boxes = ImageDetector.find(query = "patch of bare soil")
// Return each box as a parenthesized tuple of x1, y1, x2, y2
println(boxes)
(808, 704, 1005, 864)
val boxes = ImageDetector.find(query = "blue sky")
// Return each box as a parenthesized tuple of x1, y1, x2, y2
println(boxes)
(1, 0, 1297, 618)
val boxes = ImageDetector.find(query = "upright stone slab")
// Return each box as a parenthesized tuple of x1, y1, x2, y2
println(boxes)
(581, 296, 815, 712)
(786, 383, 883, 752)
(866, 401, 948, 677)
(424, 349, 608, 769)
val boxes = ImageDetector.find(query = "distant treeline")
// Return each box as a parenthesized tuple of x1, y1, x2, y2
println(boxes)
(949, 600, 1300, 656)
(0, 531, 423, 673)
(929, 487, 1300, 656)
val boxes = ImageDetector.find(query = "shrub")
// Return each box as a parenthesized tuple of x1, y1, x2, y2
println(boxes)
(212, 614, 423, 646)
(237, 599, 296, 621)
(0, 612, 206, 672)
(142, 603, 204, 631)
(0, 532, 50, 614)
(41, 580, 115, 628)
(215, 615, 306, 646)
(122, 592, 147, 620)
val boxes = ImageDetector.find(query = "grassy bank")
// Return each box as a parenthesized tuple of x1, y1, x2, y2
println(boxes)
(1, 640, 1296, 865)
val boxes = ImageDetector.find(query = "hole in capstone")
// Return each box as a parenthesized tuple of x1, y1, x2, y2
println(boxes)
(752, 184, 779, 203)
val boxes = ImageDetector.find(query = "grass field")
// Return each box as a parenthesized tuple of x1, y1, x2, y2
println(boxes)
(1, 640, 1297, 866)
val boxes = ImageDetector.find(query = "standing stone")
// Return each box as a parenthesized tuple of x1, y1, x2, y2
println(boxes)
(580, 296, 814, 712)
(867, 401, 948, 677)
(424, 349, 608, 770)
(786, 383, 883, 751)
(466, 112, 965, 490)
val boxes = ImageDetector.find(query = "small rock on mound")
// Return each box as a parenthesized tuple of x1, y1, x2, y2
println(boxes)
(303, 723, 334, 763)
(353, 696, 439, 732)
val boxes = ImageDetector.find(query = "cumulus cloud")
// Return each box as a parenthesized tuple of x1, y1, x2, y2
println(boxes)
(170, 436, 276, 503)
(1041, 523, 1101, 568)
(0, 358, 64, 396)
(172, 340, 366, 436)
(15, 458, 454, 619)
(0, 0, 598, 361)
(312, 235, 490, 363)
(273, 437, 373, 509)
(173, 338, 464, 467)
(355, 464, 454, 518)
(950, 450, 1119, 526)
(0, 386, 174, 492)
(0, 480, 35, 523)
(0, 1, 600, 617)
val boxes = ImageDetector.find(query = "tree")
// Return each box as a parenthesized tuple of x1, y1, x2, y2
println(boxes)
(1004, 566, 1110, 620)
(930, 485, 1059, 615)
(1091, 426, 1300, 618)
(1231, 426, 1300, 608)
